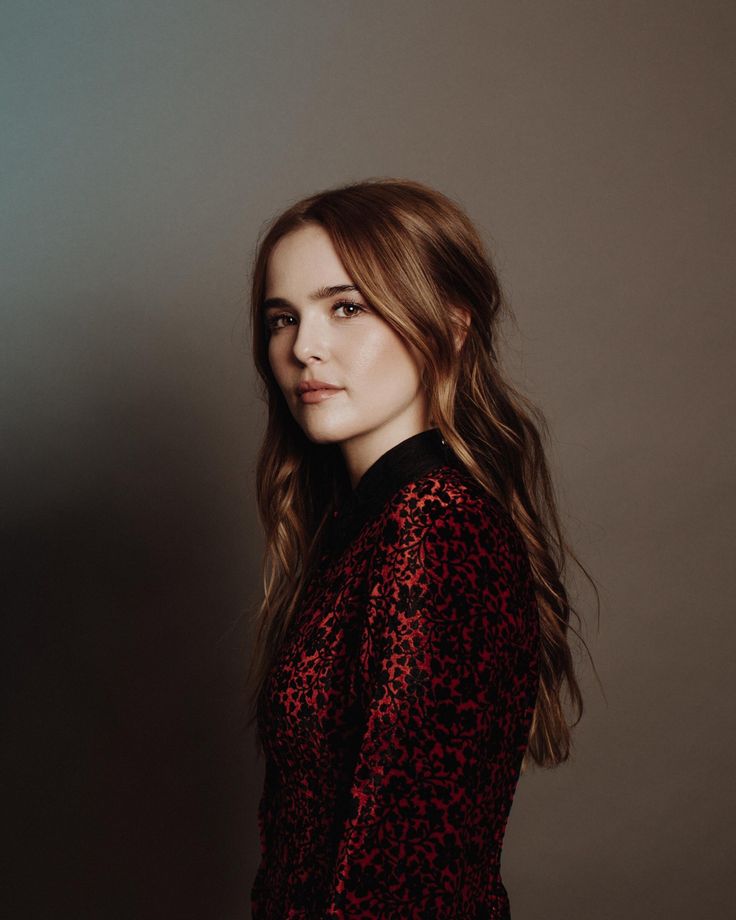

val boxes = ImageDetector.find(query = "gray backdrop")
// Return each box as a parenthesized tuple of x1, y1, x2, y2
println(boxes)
(3, 1, 733, 918)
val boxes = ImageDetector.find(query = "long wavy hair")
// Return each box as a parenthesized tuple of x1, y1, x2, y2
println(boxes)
(244, 177, 598, 772)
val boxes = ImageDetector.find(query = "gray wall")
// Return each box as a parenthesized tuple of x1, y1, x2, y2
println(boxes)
(3, 1, 733, 917)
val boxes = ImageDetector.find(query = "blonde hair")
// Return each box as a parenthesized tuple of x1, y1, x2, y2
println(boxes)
(245, 177, 598, 771)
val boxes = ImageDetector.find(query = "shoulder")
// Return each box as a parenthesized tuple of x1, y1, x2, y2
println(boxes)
(384, 464, 520, 546)
(367, 466, 538, 641)
(379, 464, 530, 575)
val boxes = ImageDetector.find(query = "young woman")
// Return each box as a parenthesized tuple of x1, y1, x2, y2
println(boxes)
(245, 178, 594, 918)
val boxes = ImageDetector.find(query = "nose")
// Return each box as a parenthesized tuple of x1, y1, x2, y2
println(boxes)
(291, 312, 329, 365)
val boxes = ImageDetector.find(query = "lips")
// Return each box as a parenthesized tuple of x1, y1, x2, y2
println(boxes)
(296, 379, 342, 396)
(298, 386, 344, 404)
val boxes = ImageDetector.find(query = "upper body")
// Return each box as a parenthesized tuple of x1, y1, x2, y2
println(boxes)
(251, 427, 541, 919)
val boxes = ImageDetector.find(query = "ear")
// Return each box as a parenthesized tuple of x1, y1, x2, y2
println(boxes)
(449, 304, 472, 352)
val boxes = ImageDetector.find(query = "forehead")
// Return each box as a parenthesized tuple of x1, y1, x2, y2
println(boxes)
(265, 224, 353, 297)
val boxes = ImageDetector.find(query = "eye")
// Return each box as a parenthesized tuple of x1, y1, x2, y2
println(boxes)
(265, 312, 295, 331)
(333, 300, 366, 319)
(265, 300, 367, 332)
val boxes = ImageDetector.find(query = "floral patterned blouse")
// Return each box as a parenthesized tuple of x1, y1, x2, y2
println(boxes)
(251, 427, 540, 918)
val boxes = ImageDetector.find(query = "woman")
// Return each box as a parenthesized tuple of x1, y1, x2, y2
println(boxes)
(245, 178, 594, 918)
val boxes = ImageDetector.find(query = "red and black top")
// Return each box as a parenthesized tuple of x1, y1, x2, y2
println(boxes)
(251, 428, 540, 919)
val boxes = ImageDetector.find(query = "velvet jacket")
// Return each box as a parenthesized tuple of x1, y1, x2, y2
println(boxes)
(251, 427, 540, 919)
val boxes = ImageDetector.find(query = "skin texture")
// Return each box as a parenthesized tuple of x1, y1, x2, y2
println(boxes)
(264, 223, 433, 489)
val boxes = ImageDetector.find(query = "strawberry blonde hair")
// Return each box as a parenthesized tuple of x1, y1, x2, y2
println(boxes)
(245, 177, 598, 771)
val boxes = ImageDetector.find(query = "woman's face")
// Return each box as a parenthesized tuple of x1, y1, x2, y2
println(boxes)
(264, 223, 430, 485)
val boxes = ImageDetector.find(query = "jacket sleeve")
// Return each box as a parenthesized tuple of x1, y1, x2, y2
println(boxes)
(323, 495, 538, 918)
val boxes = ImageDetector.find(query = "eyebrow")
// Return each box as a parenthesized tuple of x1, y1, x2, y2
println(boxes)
(262, 284, 362, 312)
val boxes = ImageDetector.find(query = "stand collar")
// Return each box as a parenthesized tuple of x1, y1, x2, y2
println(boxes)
(325, 427, 462, 555)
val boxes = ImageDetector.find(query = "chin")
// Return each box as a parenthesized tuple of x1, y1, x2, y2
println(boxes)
(297, 417, 349, 445)
(299, 410, 371, 446)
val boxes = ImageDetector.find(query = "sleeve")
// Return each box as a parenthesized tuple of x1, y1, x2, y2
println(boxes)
(323, 496, 536, 918)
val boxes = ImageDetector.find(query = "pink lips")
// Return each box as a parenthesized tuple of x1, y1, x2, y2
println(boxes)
(299, 387, 344, 404)
(296, 379, 344, 403)
(296, 378, 340, 394)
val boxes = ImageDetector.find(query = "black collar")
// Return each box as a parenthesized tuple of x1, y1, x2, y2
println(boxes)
(324, 427, 462, 555)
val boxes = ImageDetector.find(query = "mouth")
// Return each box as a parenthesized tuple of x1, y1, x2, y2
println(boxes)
(298, 387, 344, 404)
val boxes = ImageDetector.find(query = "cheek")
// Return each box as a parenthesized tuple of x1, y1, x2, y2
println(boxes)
(267, 337, 289, 386)
(349, 326, 421, 386)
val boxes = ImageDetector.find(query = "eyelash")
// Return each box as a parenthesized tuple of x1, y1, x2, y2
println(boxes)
(265, 300, 366, 331)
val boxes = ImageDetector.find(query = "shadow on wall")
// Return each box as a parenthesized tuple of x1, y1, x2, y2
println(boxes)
(3, 377, 258, 920)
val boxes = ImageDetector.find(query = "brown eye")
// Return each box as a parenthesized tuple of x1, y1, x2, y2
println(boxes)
(333, 300, 365, 318)
(266, 313, 294, 330)
(265, 301, 365, 334)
